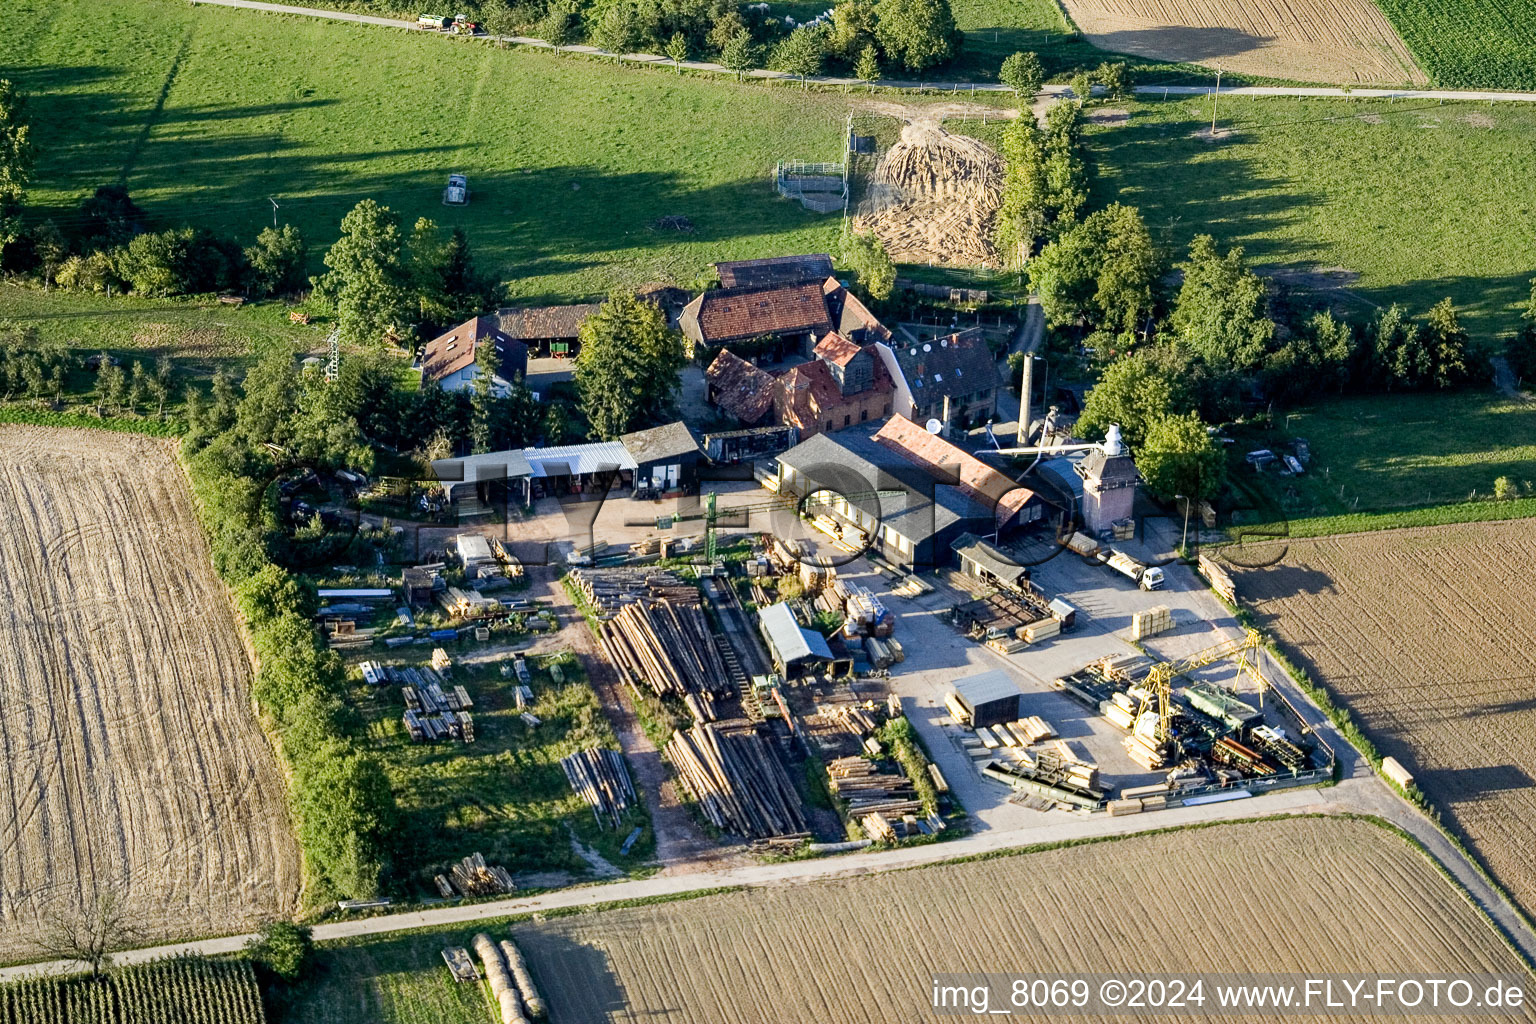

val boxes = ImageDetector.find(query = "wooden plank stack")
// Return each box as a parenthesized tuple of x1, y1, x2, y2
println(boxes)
(560, 747, 637, 828)
(665, 723, 808, 838)
(598, 600, 734, 700)
(1131, 604, 1174, 641)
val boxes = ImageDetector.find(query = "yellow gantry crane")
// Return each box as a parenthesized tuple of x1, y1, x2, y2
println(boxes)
(1136, 628, 1265, 746)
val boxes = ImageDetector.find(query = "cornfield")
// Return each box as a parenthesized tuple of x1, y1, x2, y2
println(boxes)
(1374, 0, 1536, 90)
(0, 958, 265, 1024)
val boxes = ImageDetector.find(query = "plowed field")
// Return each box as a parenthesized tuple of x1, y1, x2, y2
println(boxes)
(1235, 522, 1536, 921)
(1059, 0, 1426, 84)
(514, 817, 1527, 1022)
(0, 427, 300, 962)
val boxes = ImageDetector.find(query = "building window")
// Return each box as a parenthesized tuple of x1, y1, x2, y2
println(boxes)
(844, 414, 851, 427)
(860, 409, 868, 422)
(825, 421, 833, 431)
(884, 402, 891, 415)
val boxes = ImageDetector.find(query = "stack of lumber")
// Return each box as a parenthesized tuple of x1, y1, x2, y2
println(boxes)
(825, 756, 922, 818)
(1040, 741, 1099, 790)
(813, 590, 844, 616)
(598, 600, 734, 699)
(862, 812, 897, 842)
(1019, 617, 1060, 644)
(450, 852, 516, 896)
(1100, 692, 1137, 731)
(1131, 604, 1174, 641)
(665, 723, 808, 838)
(1013, 716, 1057, 743)
(560, 747, 637, 828)
(568, 567, 697, 613)
(798, 559, 835, 592)
(841, 583, 893, 637)
(473, 933, 530, 1024)
(1123, 732, 1166, 770)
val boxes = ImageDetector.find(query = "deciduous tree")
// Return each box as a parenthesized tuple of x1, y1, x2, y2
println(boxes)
(0, 80, 33, 268)
(245, 224, 308, 298)
(840, 227, 895, 301)
(1168, 234, 1275, 374)
(1137, 411, 1225, 500)
(312, 200, 414, 346)
(999, 51, 1043, 98)
(874, 0, 959, 72)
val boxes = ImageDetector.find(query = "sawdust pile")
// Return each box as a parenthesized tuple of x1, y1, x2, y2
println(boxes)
(854, 122, 1002, 268)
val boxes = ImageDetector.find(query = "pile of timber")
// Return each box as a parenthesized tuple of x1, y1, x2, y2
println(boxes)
(400, 665, 475, 742)
(825, 755, 922, 819)
(666, 723, 808, 838)
(445, 852, 516, 896)
(568, 567, 697, 613)
(560, 747, 637, 828)
(598, 600, 734, 701)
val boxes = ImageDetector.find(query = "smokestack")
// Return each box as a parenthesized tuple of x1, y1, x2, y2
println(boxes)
(1018, 354, 1033, 444)
(942, 394, 952, 436)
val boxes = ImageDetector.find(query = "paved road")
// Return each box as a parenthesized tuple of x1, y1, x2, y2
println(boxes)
(190, 0, 1536, 103)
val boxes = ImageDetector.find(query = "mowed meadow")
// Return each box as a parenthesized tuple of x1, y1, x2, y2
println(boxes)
(1092, 95, 1536, 343)
(0, 0, 861, 302)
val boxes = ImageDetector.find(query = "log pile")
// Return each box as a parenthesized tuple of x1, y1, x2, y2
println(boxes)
(568, 567, 698, 614)
(447, 852, 516, 896)
(825, 755, 922, 819)
(560, 747, 637, 828)
(666, 723, 808, 838)
(473, 933, 530, 1024)
(598, 600, 734, 700)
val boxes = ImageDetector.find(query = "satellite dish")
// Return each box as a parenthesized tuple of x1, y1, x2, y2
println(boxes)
(909, 348, 918, 356)
(922, 343, 932, 352)
(925, 418, 943, 434)
(940, 338, 948, 347)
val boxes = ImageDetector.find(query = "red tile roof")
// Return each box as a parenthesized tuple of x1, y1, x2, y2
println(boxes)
(706, 350, 777, 424)
(422, 317, 526, 382)
(873, 415, 1036, 528)
(681, 282, 835, 345)
(775, 345, 893, 430)
(813, 331, 862, 367)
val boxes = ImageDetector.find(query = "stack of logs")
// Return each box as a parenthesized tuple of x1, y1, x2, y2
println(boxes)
(568, 567, 698, 614)
(598, 599, 734, 723)
(666, 722, 808, 838)
(559, 747, 637, 828)
(825, 755, 923, 820)
(443, 852, 516, 896)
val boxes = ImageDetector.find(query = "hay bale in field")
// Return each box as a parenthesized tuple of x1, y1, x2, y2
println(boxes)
(854, 122, 1002, 268)
(501, 938, 548, 1018)
(473, 932, 529, 1024)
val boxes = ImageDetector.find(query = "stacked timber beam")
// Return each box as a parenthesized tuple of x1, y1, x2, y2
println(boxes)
(665, 722, 808, 838)
(825, 756, 922, 819)
(560, 747, 637, 828)
(445, 852, 516, 896)
(597, 599, 734, 708)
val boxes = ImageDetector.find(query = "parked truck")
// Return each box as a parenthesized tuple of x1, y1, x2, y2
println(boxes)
(1103, 548, 1165, 591)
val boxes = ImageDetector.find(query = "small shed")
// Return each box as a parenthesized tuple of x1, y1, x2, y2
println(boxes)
(620, 421, 703, 496)
(953, 669, 1023, 729)
(952, 533, 1029, 592)
(456, 534, 495, 569)
(402, 565, 438, 607)
(759, 602, 838, 680)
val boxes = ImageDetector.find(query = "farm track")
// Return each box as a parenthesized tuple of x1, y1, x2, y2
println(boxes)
(513, 817, 1529, 1023)
(0, 427, 299, 962)
(1235, 523, 1536, 924)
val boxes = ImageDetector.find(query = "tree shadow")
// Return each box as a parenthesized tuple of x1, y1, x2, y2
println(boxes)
(507, 928, 632, 1022)
(1077, 25, 1275, 65)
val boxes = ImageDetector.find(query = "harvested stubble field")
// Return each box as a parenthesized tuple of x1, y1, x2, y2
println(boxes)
(1235, 523, 1536, 922)
(854, 122, 1003, 268)
(0, 427, 299, 962)
(1059, 0, 1425, 84)
(512, 817, 1528, 1023)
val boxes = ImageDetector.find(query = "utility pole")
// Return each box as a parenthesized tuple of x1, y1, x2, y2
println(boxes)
(1211, 68, 1223, 135)
(269, 197, 280, 229)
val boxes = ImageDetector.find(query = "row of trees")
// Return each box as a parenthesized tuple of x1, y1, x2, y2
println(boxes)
(995, 97, 1091, 270)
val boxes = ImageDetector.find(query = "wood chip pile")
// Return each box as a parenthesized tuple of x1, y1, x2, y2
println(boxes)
(665, 723, 808, 838)
(560, 747, 637, 828)
(854, 123, 1002, 267)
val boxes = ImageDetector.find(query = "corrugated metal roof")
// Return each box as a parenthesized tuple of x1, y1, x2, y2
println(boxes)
(951, 533, 1027, 584)
(759, 602, 833, 664)
(521, 441, 637, 477)
(434, 449, 535, 486)
(954, 669, 1022, 710)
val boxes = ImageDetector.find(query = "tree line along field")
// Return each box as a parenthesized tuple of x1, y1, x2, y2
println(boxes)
(0, 0, 865, 305)
(0, 958, 265, 1024)
(1090, 95, 1536, 344)
(0, 427, 300, 963)
(1233, 523, 1536, 924)
(1372, 0, 1536, 90)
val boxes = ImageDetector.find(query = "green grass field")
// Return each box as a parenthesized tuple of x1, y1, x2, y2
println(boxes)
(2, 0, 866, 303)
(1226, 390, 1536, 533)
(341, 649, 652, 891)
(1091, 96, 1536, 343)
(1373, 0, 1536, 91)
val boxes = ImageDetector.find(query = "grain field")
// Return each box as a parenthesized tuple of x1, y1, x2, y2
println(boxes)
(1234, 522, 1536, 921)
(1059, 0, 1427, 84)
(0, 427, 300, 962)
(514, 817, 1528, 1023)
